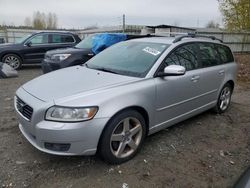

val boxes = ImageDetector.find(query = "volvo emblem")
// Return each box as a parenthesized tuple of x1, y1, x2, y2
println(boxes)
(18, 103, 26, 113)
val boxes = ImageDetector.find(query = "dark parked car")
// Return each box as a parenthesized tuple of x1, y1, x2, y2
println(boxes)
(0, 32, 81, 69)
(41, 33, 152, 73)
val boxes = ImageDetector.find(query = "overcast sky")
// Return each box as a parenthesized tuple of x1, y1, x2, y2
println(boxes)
(0, 0, 222, 29)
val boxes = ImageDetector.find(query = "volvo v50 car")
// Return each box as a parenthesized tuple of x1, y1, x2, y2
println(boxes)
(15, 34, 237, 164)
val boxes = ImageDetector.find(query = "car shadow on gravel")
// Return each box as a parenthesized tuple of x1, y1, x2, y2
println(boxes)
(19, 64, 41, 70)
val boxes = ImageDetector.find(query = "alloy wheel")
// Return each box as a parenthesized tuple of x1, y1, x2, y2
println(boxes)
(219, 87, 231, 111)
(110, 117, 143, 158)
(4, 55, 20, 69)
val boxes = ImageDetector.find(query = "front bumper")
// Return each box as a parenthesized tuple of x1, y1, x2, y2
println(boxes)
(41, 60, 61, 74)
(18, 118, 109, 156)
(15, 88, 109, 156)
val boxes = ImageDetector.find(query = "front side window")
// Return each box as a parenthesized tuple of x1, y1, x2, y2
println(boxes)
(29, 34, 49, 44)
(51, 34, 74, 43)
(164, 44, 199, 71)
(87, 41, 169, 77)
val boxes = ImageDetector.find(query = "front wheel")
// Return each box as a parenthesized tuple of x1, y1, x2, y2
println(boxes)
(99, 110, 146, 164)
(214, 83, 232, 113)
(2, 54, 22, 70)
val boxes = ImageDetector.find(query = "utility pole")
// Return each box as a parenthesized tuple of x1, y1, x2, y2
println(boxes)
(197, 18, 200, 28)
(122, 14, 125, 33)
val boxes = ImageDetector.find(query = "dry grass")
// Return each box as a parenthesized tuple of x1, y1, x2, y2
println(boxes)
(234, 53, 250, 82)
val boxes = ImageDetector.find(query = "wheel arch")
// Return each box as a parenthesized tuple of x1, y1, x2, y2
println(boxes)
(97, 105, 150, 151)
(226, 80, 235, 91)
(1, 52, 23, 62)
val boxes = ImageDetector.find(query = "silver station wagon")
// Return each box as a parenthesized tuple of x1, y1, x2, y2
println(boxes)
(15, 34, 237, 164)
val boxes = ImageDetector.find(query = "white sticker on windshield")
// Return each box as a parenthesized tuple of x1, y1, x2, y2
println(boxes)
(143, 47, 161, 56)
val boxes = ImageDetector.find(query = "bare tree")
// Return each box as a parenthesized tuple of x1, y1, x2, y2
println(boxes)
(24, 11, 58, 29)
(51, 13, 58, 29)
(206, 20, 220, 28)
(24, 17, 32, 27)
(32, 11, 46, 29)
(47, 13, 53, 29)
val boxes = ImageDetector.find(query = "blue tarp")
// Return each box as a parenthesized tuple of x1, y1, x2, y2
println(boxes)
(92, 33, 127, 54)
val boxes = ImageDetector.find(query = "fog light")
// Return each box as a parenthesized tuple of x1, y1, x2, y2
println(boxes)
(44, 142, 70, 152)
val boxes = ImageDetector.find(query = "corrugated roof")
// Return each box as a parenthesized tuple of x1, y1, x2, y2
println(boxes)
(146, 25, 195, 31)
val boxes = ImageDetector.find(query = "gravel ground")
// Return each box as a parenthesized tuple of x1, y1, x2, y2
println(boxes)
(0, 66, 249, 188)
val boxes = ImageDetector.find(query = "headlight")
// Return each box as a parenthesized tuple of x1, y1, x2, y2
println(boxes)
(45, 106, 98, 122)
(51, 54, 71, 62)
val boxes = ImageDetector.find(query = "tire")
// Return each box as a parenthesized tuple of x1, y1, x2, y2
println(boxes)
(2, 54, 22, 70)
(99, 110, 146, 164)
(214, 83, 232, 113)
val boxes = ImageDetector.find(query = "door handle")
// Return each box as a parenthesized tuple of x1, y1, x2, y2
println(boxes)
(219, 70, 225, 75)
(191, 75, 200, 82)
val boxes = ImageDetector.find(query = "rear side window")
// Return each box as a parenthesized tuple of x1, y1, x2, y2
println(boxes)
(197, 43, 221, 67)
(164, 43, 199, 71)
(51, 34, 74, 43)
(215, 44, 234, 63)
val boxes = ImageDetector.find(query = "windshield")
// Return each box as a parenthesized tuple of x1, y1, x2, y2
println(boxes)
(75, 35, 93, 49)
(15, 34, 32, 44)
(87, 41, 170, 77)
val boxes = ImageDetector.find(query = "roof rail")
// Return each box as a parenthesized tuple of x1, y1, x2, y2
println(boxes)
(173, 33, 223, 43)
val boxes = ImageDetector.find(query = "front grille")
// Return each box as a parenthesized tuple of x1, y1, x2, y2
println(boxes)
(16, 96, 33, 121)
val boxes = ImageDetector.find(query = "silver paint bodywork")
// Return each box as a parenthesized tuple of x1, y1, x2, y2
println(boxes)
(15, 37, 238, 155)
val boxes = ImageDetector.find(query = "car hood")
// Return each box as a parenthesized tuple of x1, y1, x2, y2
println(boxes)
(46, 47, 90, 55)
(0, 43, 20, 49)
(22, 66, 138, 102)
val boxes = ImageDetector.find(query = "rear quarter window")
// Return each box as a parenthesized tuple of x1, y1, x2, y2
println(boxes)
(215, 44, 234, 63)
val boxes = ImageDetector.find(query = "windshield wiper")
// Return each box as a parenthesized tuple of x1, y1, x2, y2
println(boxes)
(94, 67, 119, 75)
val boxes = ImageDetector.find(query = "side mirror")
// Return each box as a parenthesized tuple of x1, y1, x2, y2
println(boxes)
(25, 41, 32, 47)
(157, 65, 186, 77)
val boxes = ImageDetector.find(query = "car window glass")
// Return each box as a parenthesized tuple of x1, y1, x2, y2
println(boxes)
(51, 34, 74, 43)
(216, 44, 234, 63)
(198, 43, 220, 67)
(62, 35, 74, 43)
(87, 41, 170, 77)
(30, 34, 49, 44)
(75, 35, 93, 49)
(164, 44, 199, 71)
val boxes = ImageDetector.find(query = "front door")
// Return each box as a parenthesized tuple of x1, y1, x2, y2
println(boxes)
(21, 33, 50, 63)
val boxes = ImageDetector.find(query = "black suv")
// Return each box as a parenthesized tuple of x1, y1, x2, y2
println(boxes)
(0, 32, 81, 69)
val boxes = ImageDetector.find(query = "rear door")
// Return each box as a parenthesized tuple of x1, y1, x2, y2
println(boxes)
(196, 42, 226, 104)
(49, 33, 76, 49)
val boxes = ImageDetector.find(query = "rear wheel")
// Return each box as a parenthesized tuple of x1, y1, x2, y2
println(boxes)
(99, 110, 146, 164)
(214, 83, 232, 113)
(2, 54, 22, 69)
